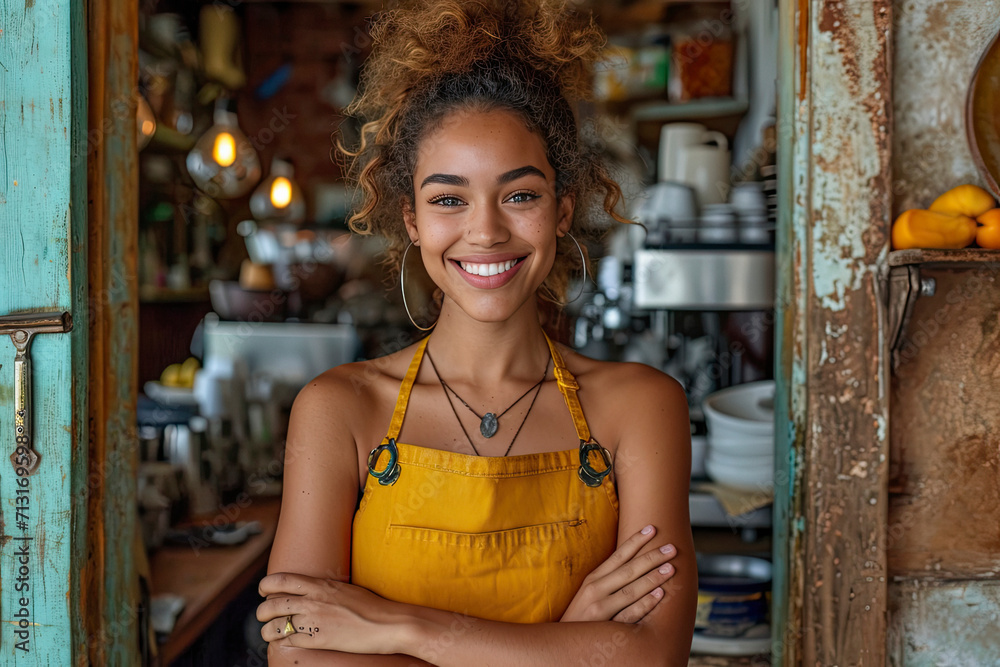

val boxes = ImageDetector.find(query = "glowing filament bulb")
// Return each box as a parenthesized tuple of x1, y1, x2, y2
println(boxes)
(213, 132, 236, 167)
(141, 120, 155, 137)
(270, 176, 292, 208)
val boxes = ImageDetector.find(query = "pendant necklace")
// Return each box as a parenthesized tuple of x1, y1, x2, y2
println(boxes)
(425, 351, 548, 438)
(425, 350, 549, 455)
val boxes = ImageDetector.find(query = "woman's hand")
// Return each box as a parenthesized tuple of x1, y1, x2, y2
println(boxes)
(559, 524, 677, 624)
(257, 573, 410, 654)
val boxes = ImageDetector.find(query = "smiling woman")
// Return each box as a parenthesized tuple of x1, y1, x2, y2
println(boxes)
(256, 1, 697, 665)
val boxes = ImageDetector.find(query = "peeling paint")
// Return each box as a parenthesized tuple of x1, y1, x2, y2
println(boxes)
(778, 1, 894, 664)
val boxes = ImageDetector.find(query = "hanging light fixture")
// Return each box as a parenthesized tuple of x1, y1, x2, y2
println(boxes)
(186, 100, 261, 199)
(250, 158, 306, 225)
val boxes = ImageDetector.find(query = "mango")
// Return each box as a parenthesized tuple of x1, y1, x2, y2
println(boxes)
(160, 363, 183, 387)
(976, 208, 1000, 249)
(179, 357, 200, 388)
(928, 184, 996, 218)
(891, 209, 977, 250)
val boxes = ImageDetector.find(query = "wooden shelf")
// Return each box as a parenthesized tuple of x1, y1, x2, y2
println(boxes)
(886, 247, 1000, 370)
(888, 247, 1000, 267)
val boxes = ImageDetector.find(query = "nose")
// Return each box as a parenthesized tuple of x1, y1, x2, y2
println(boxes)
(465, 201, 510, 247)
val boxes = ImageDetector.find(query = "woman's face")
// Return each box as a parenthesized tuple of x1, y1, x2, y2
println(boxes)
(403, 108, 574, 324)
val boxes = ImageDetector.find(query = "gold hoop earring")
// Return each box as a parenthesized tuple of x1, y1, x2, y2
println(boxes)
(401, 242, 437, 331)
(542, 232, 588, 307)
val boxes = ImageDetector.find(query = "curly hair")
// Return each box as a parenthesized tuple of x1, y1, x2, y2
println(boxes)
(338, 0, 629, 303)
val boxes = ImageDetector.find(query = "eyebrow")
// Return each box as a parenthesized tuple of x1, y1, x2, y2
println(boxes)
(420, 173, 469, 189)
(497, 165, 546, 185)
(418, 165, 547, 190)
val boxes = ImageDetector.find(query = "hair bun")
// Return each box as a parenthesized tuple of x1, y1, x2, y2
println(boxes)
(351, 0, 605, 120)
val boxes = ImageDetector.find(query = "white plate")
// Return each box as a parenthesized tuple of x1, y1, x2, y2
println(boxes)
(705, 447, 774, 470)
(705, 457, 773, 491)
(144, 381, 198, 406)
(702, 381, 775, 438)
(691, 626, 771, 656)
(707, 434, 774, 457)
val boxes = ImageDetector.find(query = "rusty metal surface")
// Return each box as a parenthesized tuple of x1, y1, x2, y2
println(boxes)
(888, 266, 1000, 579)
(777, 1, 894, 665)
(891, 0, 1000, 214)
(887, 579, 1000, 666)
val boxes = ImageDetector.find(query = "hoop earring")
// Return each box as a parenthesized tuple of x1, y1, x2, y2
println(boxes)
(400, 242, 436, 331)
(542, 232, 587, 307)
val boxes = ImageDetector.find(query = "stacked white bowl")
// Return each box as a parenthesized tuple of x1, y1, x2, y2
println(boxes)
(701, 381, 775, 491)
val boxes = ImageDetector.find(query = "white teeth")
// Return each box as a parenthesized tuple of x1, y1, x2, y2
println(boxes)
(459, 259, 517, 276)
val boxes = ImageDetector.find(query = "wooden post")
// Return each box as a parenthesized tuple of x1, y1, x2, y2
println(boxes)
(774, 1, 893, 664)
(84, 0, 141, 664)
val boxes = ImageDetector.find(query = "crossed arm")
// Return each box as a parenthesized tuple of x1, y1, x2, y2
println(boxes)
(259, 364, 697, 666)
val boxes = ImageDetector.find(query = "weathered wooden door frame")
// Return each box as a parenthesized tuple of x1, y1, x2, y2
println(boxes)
(774, 1, 893, 664)
(83, 0, 141, 664)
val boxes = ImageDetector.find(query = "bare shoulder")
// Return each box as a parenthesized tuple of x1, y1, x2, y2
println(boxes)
(559, 345, 687, 412)
(556, 344, 690, 454)
(289, 343, 419, 438)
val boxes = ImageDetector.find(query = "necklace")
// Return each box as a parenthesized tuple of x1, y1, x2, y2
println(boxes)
(428, 353, 549, 438)
(425, 350, 549, 456)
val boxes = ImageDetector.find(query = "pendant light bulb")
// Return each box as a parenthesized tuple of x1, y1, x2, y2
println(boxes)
(212, 132, 237, 167)
(270, 176, 293, 208)
(250, 158, 306, 225)
(186, 101, 261, 199)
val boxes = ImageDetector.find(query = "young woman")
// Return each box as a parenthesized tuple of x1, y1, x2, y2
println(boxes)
(256, 2, 697, 664)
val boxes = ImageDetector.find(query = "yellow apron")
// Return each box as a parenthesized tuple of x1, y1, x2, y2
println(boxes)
(351, 333, 620, 623)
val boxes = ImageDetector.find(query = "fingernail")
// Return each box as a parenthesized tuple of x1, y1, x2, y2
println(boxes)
(641, 525, 654, 535)
(659, 563, 673, 575)
(652, 587, 664, 599)
(659, 544, 675, 554)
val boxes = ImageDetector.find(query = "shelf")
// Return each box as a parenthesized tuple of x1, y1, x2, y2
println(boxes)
(886, 248, 1000, 370)
(888, 247, 1000, 267)
(630, 97, 749, 122)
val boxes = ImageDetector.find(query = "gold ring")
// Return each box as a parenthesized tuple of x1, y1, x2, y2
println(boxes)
(284, 615, 296, 635)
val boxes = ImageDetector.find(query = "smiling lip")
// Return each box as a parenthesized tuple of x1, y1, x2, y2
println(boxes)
(451, 256, 526, 289)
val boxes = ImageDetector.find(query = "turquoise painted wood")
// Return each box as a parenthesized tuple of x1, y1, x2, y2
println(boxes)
(888, 580, 1000, 666)
(772, 1, 806, 663)
(0, 0, 88, 663)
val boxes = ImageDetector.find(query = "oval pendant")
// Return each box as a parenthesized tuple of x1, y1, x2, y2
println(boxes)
(480, 413, 499, 438)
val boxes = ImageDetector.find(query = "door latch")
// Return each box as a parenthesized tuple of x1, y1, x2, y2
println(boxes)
(0, 312, 73, 475)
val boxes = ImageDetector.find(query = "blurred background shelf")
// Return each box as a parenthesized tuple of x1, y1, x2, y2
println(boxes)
(631, 97, 750, 122)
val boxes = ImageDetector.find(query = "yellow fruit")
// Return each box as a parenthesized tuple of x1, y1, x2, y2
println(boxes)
(179, 357, 200, 388)
(976, 208, 1000, 249)
(891, 209, 978, 250)
(160, 363, 183, 387)
(928, 184, 996, 218)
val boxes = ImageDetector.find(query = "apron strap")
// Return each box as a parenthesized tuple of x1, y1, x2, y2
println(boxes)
(386, 335, 430, 441)
(542, 331, 591, 443)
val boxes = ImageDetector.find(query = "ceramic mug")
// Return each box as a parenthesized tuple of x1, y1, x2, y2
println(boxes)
(676, 138, 731, 206)
(658, 123, 729, 183)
